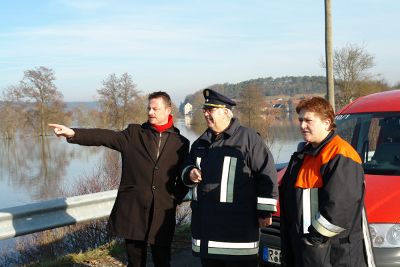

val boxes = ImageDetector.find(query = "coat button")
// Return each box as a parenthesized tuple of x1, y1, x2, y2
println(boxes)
(154, 166, 159, 170)
(152, 185, 156, 190)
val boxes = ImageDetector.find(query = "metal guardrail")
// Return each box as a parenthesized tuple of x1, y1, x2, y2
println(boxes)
(0, 190, 117, 240)
(0, 163, 288, 241)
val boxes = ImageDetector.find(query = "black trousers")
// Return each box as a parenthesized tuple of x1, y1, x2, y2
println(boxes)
(201, 257, 258, 267)
(125, 239, 171, 267)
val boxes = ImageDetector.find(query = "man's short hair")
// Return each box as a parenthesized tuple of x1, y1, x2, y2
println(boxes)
(148, 91, 172, 107)
(296, 96, 336, 130)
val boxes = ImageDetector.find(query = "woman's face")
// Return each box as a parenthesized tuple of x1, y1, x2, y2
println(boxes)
(298, 109, 332, 147)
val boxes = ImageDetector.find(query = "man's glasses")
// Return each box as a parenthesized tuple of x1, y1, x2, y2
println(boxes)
(202, 108, 219, 114)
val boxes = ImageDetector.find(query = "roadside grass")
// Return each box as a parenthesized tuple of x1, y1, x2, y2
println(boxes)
(25, 239, 126, 267)
(24, 223, 191, 267)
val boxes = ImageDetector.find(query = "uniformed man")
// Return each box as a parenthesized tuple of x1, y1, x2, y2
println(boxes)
(182, 89, 278, 267)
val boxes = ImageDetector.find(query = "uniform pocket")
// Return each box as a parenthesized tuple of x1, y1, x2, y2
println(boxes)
(300, 238, 332, 266)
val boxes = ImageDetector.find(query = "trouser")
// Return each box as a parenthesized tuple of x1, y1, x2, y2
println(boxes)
(201, 257, 258, 267)
(125, 239, 171, 267)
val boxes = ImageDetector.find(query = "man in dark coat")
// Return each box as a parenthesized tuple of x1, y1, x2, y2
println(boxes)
(181, 89, 278, 267)
(49, 91, 189, 267)
(279, 97, 375, 267)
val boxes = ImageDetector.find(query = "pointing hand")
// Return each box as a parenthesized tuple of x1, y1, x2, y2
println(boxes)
(48, 123, 75, 138)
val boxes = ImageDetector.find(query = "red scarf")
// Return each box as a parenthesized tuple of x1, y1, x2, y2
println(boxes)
(151, 115, 174, 133)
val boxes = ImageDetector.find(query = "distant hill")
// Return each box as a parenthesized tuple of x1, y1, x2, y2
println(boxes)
(180, 75, 326, 112)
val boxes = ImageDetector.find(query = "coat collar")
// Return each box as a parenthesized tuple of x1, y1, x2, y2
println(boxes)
(302, 131, 336, 156)
(139, 122, 179, 163)
(141, 122, 180, 135)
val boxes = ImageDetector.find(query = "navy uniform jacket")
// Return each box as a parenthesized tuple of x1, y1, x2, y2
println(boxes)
(182, 118, 278, 260)
(279, 132, 375, 267)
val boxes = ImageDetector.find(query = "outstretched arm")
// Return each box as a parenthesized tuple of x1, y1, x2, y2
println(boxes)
(48, 123, 75, 138)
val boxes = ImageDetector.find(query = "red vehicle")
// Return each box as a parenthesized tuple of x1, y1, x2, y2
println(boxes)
(260, 90, 400, 266)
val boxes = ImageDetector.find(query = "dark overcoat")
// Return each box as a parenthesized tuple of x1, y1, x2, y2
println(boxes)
(68, 123, 189, 245)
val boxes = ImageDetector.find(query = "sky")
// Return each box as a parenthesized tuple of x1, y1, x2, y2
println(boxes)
(1, 0, 399, 105)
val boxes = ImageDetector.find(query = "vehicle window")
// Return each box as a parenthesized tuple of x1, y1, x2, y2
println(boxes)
(336, 113, 400, 175)
(335, 114, 357, 144)
(368, 118, 380, 154)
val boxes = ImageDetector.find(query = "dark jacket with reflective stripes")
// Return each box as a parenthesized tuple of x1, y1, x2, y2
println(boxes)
(280, 132, 374, 267)
(182, 118, 278, 260)
(68, 123, 189, 245)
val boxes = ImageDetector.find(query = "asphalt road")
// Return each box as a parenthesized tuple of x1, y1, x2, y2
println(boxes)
(147, 248, 201, 267)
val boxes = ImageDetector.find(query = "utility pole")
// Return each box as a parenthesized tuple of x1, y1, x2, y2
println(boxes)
(325, 0, 335, 111)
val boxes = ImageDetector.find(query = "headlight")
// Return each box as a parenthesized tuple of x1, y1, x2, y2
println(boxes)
(369, 224, 400, 247)
(387, 224, 400, 246)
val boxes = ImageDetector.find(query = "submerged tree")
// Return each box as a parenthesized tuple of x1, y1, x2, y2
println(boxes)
(97, 73, 143, 129)
(0, 85, 26, 139)
(1, 67, 70, 137)
(236, 84, 265, 128)
(22, 67, 67, 136)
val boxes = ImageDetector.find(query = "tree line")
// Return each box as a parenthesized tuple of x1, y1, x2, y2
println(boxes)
(2, 44, 399, 139)
(181, 43, 400, 146)
(182, 43, 399, 114)
(0, 68, 151, 139)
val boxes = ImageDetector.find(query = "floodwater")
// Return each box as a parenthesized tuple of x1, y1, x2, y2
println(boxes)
(0, 117, 302, 254)
(0, 118, 301, 209)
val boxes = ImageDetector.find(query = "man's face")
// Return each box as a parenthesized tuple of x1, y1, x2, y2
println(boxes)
(202, 107, 229, 133)
(148, 97, 171, 126)
(298, 109, 331, 147)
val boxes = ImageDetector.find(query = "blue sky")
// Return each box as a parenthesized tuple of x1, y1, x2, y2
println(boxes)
(1, 0, 399, 104)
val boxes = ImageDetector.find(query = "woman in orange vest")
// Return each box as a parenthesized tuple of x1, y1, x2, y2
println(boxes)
(279, 97, 375, 267)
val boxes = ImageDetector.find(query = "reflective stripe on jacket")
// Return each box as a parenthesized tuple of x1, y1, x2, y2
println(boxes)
(279, 132, 375, 267)
(182, 118, 278, 260)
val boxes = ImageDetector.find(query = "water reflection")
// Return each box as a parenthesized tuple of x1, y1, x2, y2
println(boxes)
(0, 136, 103, 209)
(0, 117, 301, 209)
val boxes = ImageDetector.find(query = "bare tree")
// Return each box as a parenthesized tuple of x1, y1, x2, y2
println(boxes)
(236, 84, 265, 128)
(98, 73, 120, 128)
(2, 67, 68, 137)
(22, 67, 66, 136)
(5, 66, 68, 136)
(119, 73, 138, 127)
(332, 43, 375, 108)
(97, 73, 140, 129)
(0, 86, 27, 139)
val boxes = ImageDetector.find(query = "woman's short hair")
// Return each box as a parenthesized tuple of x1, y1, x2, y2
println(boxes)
(296, 96, 336, 130)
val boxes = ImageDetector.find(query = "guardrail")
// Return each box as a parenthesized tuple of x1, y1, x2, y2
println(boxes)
(0, 163, 288, 241)
(0, 190, 117, 240)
